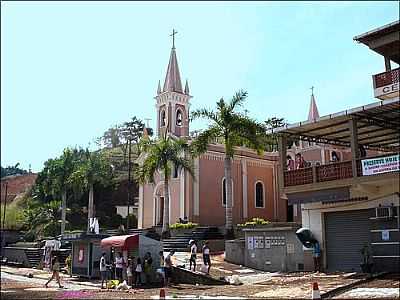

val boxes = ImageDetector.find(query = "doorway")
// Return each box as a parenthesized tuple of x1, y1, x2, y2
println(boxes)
(157, 197, 164, 226)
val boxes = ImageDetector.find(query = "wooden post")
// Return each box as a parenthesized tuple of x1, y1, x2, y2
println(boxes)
(384, 56, 391, 72)
(349, 118, 359, 178)
(312, 166, 317, 183)
(278, 135, 288, 191)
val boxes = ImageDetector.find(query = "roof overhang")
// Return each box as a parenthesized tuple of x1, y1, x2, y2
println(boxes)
(100, 234, 139, 250)
(353, 20, 400, 64)
(273, 97, 400, 152)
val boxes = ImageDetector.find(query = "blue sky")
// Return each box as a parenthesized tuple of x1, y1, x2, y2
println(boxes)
(1, 1, 398, 172)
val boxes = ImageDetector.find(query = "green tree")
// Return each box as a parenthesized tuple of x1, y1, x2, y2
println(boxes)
(1, 163, 28, 178)
(69, 149, 114, 232)
(36, 148, 80, 235)
(23, 199, 63, 239)
(135, 135, 194, 238)
(191, 90, 266, 237)
(264, 117, 287, 152)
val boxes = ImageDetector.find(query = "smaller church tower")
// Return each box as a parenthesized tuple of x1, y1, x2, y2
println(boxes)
(308, 86, 320, 121)
(155, 29, 192, 138)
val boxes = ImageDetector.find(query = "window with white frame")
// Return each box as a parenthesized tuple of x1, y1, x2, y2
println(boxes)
(255, 181, 264, 208)
(222, 177, 234, 207)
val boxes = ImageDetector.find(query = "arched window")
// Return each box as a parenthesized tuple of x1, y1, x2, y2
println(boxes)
(160, 110, 166, 127)
(222, 178, 234, 207)
(176, 109, 183, 127)
(255, 181, 264, 208)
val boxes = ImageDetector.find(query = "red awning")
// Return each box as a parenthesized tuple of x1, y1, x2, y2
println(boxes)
(100, 234, 139, 250)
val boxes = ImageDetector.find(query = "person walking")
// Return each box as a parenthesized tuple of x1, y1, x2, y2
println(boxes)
(135, 257, 143, 286)
(65, 254, 72, 277)
(313, 240, 321, 272)
(100, 252, 109, 289)
(157, 251, 165, 287)
(202, 241, 211, 275)
(45, 256, 63, 288)
(144, 252, 153, 286)
(189, 240, 197, 271)
(115, 252, 124, 282)
(164, 250, 175, 287)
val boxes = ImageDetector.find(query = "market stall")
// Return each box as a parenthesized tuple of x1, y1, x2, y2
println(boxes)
(64, 232, 110, 279)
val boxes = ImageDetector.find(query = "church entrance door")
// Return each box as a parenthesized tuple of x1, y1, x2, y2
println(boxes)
(157, 197, 164, 226)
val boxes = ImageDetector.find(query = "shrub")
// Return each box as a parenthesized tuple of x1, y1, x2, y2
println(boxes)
(169, 222, 198, 229)
(237, 217, 270, 227)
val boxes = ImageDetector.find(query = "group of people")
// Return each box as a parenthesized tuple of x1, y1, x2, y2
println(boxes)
(100, 250, 177, 289)
(286, 153, 308, 170)
(44, 242, 213, 290)
(188, 240, 211, 275)
(100, 251, 155, 289)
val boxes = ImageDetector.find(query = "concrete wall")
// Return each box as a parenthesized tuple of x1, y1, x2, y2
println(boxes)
(225, 239, 245, 265)
(3, 247, 30, 267)
(243, 226, 304, 272)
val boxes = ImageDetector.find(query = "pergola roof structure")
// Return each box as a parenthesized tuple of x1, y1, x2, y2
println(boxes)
(273, 97, 400, 152)
(353, 20, 400, 64)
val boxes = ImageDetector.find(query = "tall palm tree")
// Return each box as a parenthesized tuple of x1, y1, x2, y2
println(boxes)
(191, 90, 266, 237)
(48, 148, 77, 236)
(135, 134, 194, 239)
(69, 149, 114, 232)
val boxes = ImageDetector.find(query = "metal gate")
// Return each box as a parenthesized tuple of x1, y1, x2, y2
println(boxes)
(325, 209, 371, 272)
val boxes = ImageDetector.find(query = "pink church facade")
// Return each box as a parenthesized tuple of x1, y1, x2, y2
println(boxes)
(137, 41, 284, 229)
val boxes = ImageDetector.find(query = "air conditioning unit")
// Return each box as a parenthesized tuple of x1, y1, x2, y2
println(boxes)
(375, 206, 394, 219)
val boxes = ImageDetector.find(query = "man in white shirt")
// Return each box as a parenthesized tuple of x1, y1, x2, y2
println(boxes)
(189, 240, 197, 271)
(100, 252, 108, 289)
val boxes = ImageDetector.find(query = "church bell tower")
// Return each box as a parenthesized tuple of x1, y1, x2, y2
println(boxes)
(155, 29, 192, 138)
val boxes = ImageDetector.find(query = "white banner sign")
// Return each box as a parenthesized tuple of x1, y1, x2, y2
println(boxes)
(362, 154, 399, 176)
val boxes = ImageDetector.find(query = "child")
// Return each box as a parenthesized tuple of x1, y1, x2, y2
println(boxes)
(135, 257, 143, 286)
(126, 258, 133, 287)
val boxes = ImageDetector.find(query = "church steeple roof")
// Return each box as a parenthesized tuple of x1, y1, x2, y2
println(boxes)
(163, 32, 183, 93)
(157, 80, 161, 95)
(308, 87, 320, 121)
(184, 79, 190, 95)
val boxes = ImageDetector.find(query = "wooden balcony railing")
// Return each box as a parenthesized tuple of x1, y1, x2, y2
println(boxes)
(316, 161, 353, 182)
(373, 68, 399, 88)
(284, 167, 313, 187)
(283, 153, 398, 187)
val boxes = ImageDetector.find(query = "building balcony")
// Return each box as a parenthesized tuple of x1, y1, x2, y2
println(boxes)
(373, 68, 399, 100)
(284, 153, 399, 188)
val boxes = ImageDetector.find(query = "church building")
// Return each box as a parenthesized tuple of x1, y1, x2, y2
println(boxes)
(137, 36, 285, 229)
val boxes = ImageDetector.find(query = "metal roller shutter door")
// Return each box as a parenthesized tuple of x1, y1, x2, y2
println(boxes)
(325, 209, 371, 272)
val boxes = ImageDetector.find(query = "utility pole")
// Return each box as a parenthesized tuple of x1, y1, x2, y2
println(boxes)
(2, 182, 8, 230)
(127, 137, 132, 232)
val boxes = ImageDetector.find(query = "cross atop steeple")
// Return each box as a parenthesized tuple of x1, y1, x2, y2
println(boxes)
(170, 29, 178, 49)
(310, 86, 314, 96)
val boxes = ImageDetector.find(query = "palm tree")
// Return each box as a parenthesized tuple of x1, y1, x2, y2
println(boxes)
(135, 135, 194, 239)
(69, 149, 114, 233)
(191, 90, 266, 237)
(48, 148, 77, 236)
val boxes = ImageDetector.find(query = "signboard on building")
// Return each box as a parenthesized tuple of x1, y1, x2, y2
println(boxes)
(382, 230, 390, 241)
(362, 154, 399, 176)
(247, 237, 254, 250)
(374, 82, 399, 99)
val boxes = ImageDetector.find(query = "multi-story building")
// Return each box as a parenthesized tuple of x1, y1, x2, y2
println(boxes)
(276, 21, 399, 272)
